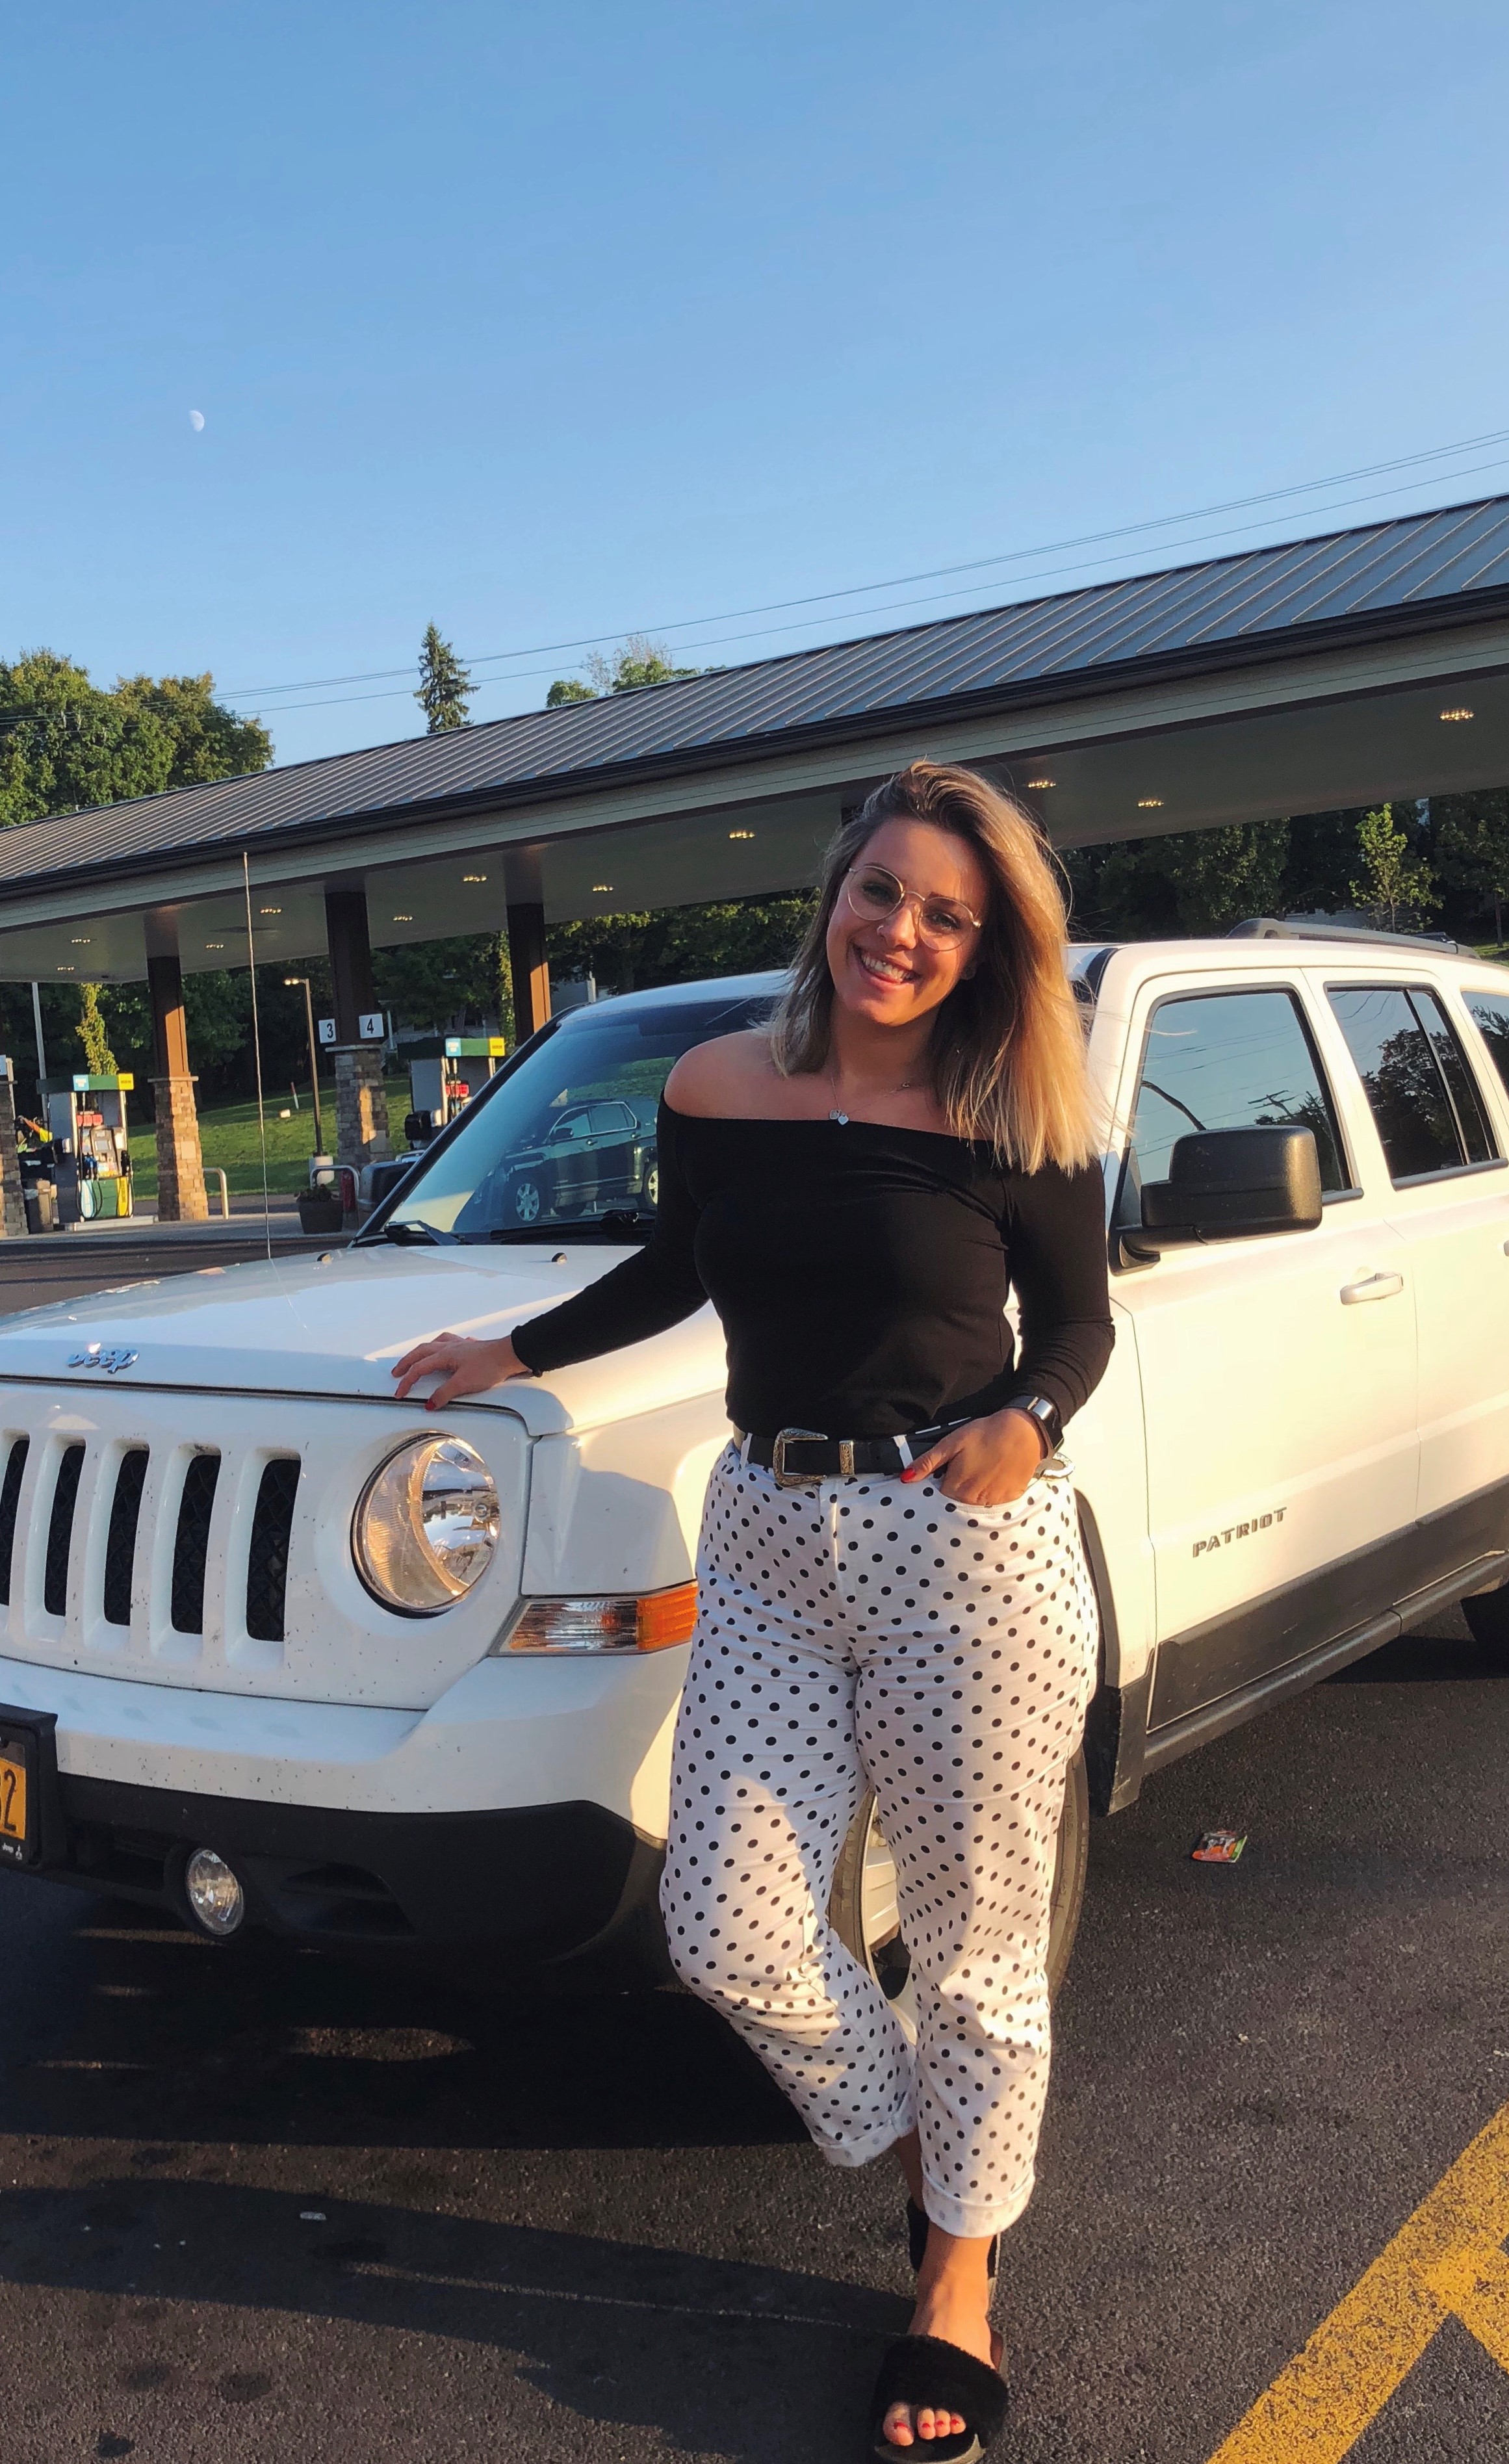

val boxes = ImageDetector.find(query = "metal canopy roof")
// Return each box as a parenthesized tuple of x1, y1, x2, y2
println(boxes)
(10, 493, 1509, 904)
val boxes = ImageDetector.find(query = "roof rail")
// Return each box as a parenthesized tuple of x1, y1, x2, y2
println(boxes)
(1228, 916, 1473, 956)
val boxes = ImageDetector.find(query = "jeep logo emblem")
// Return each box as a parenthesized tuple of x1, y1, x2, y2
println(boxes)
(66, 1346, 138, 1375)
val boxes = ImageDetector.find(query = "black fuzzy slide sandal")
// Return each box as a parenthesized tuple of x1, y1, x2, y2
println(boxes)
(868, 2333, 1010, 2463)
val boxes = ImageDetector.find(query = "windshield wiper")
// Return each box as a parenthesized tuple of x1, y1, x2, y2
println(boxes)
(484, 1213, 651, 1245)
(381, 1219, 459, 1245)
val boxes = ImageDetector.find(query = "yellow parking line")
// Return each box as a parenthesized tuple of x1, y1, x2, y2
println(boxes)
(1206, 2102, 1509, 2463)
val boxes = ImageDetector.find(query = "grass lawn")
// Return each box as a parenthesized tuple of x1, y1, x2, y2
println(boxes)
(127, 1078, 412, 1203)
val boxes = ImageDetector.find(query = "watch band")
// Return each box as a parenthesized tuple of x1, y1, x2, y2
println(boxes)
(1014, 1394, 1063, 1458)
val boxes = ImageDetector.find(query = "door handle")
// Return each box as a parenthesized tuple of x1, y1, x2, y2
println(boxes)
(1340, 1270, 1406, 1304)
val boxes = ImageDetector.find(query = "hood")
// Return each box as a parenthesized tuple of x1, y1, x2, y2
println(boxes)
(0, 1241, 728, 1434)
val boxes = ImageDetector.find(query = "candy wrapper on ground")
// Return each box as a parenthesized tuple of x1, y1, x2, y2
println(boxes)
(1192, 1829, 1247, 1863)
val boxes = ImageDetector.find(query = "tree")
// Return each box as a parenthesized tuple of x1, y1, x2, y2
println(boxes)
(415, 625, 472, 733)
(547, 635, 701, 707)
(0, 651, 270, 828)
(1430, 788, 1509, 946)
(1350, 804, 1439, 931)
(76, 983, 117, 1076)
(547, 891, 814, 996)
(1062, 819, 1291, 939)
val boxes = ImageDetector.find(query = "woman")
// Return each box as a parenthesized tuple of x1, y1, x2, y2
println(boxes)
(393, 761, 1112, 2459)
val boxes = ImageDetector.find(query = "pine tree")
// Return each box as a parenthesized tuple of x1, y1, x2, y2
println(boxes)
(415, 625, 473, 733)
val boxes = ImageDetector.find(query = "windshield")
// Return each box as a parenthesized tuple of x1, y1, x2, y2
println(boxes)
(375, 987, 775, 1242)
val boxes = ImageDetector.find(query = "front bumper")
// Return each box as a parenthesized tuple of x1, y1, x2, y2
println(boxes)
(0, 1644, 685, 1982)
(46, 1770, 670, 1980)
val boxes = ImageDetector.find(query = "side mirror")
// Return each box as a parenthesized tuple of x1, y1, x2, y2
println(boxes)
(1122, 1125, 1322, 1262)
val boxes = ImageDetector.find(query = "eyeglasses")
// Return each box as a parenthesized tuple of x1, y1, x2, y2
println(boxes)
(840, 864, 983, 951)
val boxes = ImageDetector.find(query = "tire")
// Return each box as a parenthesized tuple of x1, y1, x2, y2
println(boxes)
(1462, 1584, 1509, 1662)
(511, 1175, 543, 1225)
(829, 1748, 1090, 2042)
(644, 1162, 660, 1210)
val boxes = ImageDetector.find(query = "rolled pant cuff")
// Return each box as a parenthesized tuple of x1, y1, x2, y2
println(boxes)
(812, 2102, 914, 2171)
(921, 2165, 1035, 2240)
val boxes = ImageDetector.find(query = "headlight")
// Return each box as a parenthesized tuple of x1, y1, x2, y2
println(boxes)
(354, 1436, 500, 1615)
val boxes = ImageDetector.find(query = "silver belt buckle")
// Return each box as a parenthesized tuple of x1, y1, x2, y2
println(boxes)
(771, 1426, 840, 1487)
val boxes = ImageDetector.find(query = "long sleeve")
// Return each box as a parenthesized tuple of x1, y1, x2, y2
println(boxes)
(511, 1102, 710, 1375)
(996, 1160, 1114, 1427)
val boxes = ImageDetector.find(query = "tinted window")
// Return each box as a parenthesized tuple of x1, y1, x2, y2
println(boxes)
(1127, 989, 1348, 1198)
(1328, 985, 1499, 1182)
(1412, 990, 1495, 1164)
(377, 990, 771, 1239)
(1465, 990, 1509, 1098)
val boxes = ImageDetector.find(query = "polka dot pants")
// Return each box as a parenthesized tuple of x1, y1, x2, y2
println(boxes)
(659, 1444, 1098, 2241)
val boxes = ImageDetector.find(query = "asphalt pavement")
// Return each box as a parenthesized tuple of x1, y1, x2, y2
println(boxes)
(0, 1241, 1504, 2461)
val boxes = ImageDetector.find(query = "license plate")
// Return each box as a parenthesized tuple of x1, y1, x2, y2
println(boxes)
(0, 1746, 27, 1861)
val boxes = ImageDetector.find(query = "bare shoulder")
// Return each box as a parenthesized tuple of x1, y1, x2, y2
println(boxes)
(664, 1029, 779, 1117)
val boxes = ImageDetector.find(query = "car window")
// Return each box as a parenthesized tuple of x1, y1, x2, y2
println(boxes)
(1464, 990, 1509, 1098)
(1126, 989, 1349, 1200)
(1411, 990, 1495, 1163)
(1328, 985, 1501, 1183)
(378, 989, 772, 1238)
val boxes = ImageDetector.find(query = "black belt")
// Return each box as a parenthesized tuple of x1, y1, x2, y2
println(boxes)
(734, 1420, 972, 1486)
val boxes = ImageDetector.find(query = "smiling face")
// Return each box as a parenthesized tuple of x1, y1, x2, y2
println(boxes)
(824, 815, 990, 1033)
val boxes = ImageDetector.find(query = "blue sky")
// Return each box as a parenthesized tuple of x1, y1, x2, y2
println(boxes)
(6, 0, 1509, 769)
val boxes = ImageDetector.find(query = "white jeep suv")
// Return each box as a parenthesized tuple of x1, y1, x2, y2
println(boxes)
(0, 930, 1503, 2014)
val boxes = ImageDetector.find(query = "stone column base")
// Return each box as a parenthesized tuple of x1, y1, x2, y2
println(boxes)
(151, 1076, 210, 1222)
(332, 1045, 392, 1181)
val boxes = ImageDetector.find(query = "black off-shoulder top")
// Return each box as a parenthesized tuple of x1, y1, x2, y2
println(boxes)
(511, 1100, 1113, 1441)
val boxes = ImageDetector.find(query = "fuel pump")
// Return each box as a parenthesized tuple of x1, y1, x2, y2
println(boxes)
(404, 1036, 508, 1143)
(42, 1073, 135, 1224)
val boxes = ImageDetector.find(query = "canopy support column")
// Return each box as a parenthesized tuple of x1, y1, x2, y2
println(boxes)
(146, 914, 209, 1223)
(504, 848, 550, 1043)
(324, 886, 390, 1185)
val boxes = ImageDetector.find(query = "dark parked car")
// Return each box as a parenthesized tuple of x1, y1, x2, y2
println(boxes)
(500, 1097, 658, 1227)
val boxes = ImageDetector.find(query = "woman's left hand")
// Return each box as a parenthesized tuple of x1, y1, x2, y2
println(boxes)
(901, 1408, 1046, 1507)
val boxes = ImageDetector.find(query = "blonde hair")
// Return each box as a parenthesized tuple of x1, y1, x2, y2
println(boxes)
(769, 761, 1098, 1173)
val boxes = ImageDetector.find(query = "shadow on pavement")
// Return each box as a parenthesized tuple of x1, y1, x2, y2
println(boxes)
(0, 2175, 907, 2464)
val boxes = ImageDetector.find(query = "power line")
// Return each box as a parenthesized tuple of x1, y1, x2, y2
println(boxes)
(229, 456, 1509, 720)
(216, 422, 1509, 707)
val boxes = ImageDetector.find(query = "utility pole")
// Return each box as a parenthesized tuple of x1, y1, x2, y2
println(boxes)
(29, 983, 45, 1093)
(283, 978, 325, 1152)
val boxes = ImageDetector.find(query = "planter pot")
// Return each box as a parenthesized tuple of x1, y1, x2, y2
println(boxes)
(296, 1193, 346, 1236)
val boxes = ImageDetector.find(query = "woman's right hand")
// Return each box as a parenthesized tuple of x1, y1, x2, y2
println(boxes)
(390, 1331, 530, 1408)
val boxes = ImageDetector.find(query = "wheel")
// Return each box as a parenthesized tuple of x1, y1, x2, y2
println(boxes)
(511, 1174, 543, 1225)
(828, 1748, 1090, 2042)
(644, 1162, 660, 1210)
(1462, 1584, 1509, 1661)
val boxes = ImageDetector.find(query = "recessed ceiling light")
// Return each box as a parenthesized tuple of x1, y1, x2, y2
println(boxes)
(259, 905, 282, 915)
(1136, 798, 1164, 809)
(728, 829, 756, 841)
(56, 965, 75, 974)
(463, 872, 487, 882)
(1025, 778, 1055, 791)
(70, 936, 92, 945)
(205, 940, 225, 950)
(1440, 707, 1475, 721)
(591, 883, 613, 893)
(393, 913, 413, 922)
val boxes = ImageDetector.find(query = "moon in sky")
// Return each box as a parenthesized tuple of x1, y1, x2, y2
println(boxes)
(188, 408, 205, 431)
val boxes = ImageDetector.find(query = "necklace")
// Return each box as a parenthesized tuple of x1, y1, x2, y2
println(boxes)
(827, 1066, 923, 1125)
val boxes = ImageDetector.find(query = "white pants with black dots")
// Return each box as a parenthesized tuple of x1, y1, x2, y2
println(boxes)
(659, 1443, 1098, 2241)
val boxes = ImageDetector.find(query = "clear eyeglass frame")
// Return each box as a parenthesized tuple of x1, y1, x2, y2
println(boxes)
(840, 864, 983, 951)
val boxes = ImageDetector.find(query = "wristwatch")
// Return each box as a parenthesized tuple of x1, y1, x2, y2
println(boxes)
(1012, 1394, 1063, 1459)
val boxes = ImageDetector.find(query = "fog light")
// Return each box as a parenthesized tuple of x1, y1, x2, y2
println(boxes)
(184, 1847, 245, 1937)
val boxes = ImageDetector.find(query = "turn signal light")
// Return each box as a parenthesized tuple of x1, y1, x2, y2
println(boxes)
(498, 1581, 699, 1655)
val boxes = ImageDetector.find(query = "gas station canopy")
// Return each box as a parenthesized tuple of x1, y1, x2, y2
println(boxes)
(9, 493, 1509, 987)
